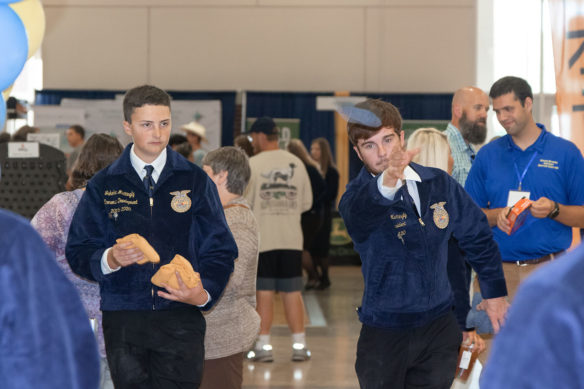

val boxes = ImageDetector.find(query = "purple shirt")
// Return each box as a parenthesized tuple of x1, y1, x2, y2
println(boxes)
(31, 189, 105, 357)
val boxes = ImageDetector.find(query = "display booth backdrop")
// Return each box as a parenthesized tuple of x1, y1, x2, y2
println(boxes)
(35, 90, 453, 180)
(246, 91, 336, 155)
(35, 90, 236, 147)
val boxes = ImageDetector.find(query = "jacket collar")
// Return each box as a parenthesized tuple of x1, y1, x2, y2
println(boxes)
(355, 161, 437, 184)
(504, 123, 547, 153)
(408, 162, 437, 181)
(107, 144, 194, 192)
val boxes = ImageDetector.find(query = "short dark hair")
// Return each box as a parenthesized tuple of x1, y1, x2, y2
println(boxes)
(70, 134, 123, 190)
(174, 142, 192, 160)
(234, 134, 254, 157)
(347, 99, 402, 145)
(12, 125, 39, 141)
(202, 146, 251, 196)
(169, 134, 188, 147)
(123, 85, 171, 122)
(69, 124, 85, 139)
(489, 76, 533, 106)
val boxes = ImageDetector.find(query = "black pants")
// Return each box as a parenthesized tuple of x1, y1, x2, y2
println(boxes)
(355, 312, 461, 389)
(103, 309, 205, 389)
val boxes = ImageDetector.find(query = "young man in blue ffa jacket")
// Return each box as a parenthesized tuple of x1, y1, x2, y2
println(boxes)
(65, 85, 238, 389)
(338, 99, 509, 389)
(465, 76, 584, 301)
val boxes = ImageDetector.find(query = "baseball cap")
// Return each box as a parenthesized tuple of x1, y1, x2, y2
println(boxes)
(248, 116, 277, 135)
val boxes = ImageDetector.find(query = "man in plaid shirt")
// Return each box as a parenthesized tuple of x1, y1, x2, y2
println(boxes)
(444, 86, 489, 186)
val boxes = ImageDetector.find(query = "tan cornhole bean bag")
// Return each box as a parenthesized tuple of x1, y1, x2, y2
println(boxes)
(151, 254, 200, 289)
(116, 233, 160, 265)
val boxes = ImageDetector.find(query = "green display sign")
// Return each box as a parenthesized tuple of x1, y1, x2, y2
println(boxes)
(402, 120, 449, 140)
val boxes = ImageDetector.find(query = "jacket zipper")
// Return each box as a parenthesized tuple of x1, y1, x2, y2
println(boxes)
(150, 191, 155, 311)
(410, 204, 430, 304)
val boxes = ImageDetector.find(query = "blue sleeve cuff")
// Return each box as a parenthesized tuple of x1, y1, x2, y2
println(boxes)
(477, 277, 508, 299)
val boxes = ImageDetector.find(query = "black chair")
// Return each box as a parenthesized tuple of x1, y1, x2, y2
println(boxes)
(0, 142, 67, 219)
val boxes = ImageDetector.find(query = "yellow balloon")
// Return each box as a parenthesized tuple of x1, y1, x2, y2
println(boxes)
(10, 0, 45, 59)
(2, 86, 13, 102)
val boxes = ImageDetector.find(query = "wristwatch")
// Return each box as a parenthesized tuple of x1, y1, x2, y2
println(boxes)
(547, 201, 560, 219)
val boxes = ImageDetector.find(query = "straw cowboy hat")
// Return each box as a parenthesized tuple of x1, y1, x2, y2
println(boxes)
(180, 121, 206, 140)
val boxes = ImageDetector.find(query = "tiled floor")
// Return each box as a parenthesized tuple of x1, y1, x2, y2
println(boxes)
(242, 266, 363, 389)
(241, 265, 495, 389)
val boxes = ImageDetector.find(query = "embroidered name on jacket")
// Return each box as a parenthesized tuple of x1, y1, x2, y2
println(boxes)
(390, 212, 408, 244)
(104, 190, 137, 219)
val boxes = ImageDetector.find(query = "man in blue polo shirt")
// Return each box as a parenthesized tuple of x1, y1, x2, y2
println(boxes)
(465, 76, 584, 300)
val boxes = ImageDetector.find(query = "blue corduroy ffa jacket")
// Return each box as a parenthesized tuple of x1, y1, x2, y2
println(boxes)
(339, 163, 507, 329)
(1, 209, 100, 389)
(65, 145, 237, 312)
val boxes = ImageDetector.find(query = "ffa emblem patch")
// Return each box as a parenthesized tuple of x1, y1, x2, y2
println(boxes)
(170, 190, 192, 213)
(430, 202, 449, 229)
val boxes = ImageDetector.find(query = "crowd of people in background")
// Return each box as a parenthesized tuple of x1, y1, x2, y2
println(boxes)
(1, 75, 583, 389)
(0, 86, 340, 388)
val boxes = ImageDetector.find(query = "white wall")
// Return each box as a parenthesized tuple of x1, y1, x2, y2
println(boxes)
(42, 0, 476, 92)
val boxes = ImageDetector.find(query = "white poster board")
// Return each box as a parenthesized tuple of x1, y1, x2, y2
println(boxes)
(8, 142, 40, 158)
(32, 105, 86, 153)
(27, 133, 60, 149)
(53, 98, 223, 152)
(33, 105, 85, 128)
(316, 96, 367, 111)
(61, 99, 130, 145)
(170, 100, 222, 152)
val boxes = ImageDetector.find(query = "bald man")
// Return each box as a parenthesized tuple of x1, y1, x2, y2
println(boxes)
(445, 87, 489, 185)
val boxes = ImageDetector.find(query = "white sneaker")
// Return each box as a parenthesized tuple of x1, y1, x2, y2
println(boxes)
(246, 344, 274, 363)
(291, 343, 311, 362)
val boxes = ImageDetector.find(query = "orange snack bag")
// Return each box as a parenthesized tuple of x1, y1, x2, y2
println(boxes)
(506, 198, 532, 235)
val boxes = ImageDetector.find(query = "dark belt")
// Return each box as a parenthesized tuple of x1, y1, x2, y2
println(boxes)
(515, 250, 566, 266)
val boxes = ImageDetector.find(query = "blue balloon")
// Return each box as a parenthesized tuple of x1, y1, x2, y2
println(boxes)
(0, 5, 28, 91)
(0, 95, 6, 132)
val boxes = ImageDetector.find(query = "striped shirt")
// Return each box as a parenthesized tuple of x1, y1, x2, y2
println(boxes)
(445, 123, 476, 186)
